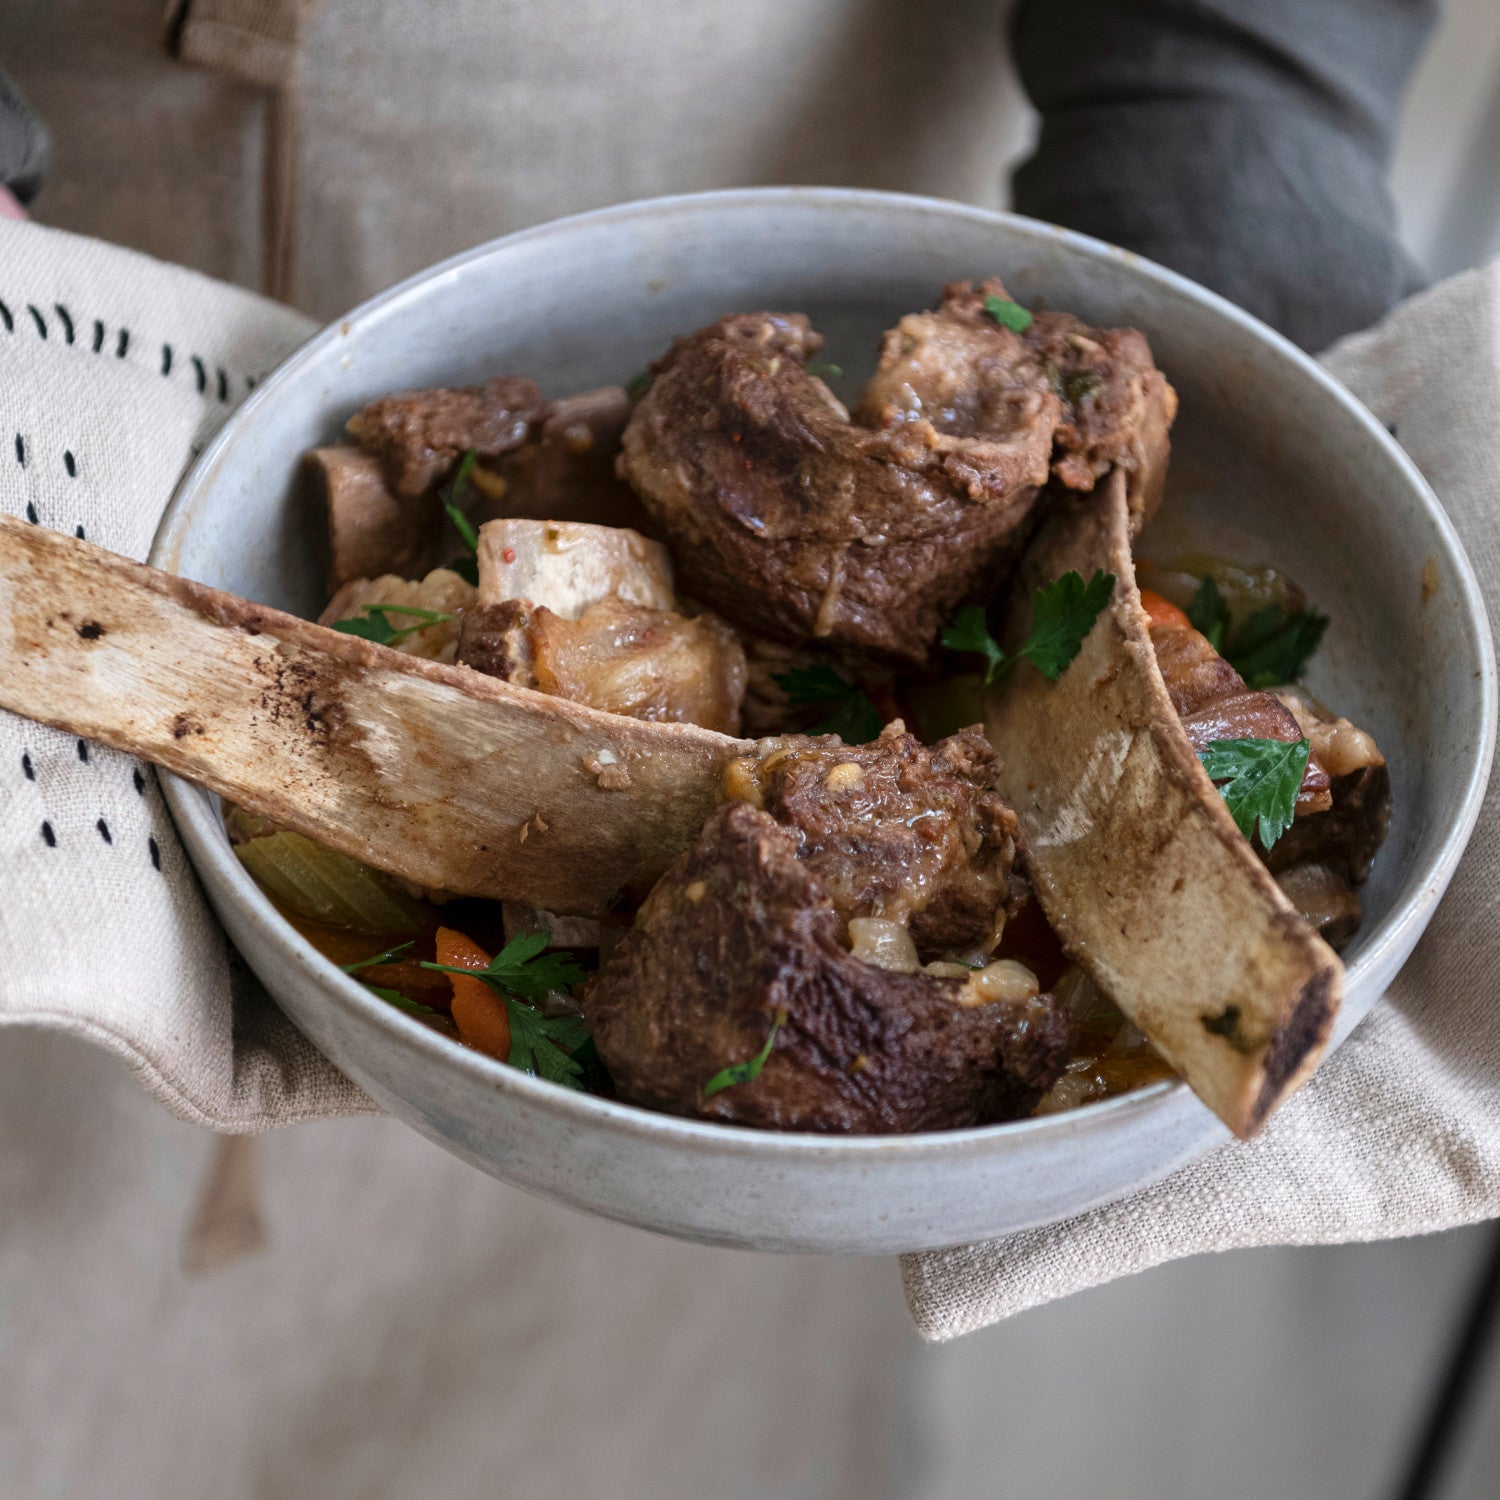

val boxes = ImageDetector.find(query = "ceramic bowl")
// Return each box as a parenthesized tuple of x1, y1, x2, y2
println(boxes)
(153, 189, 1495, 1253)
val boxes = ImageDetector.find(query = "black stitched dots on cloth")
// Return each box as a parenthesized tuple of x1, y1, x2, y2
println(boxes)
(133, 767, 145, 796)
(161, 343, 172, 376)
(115, 327, 129, 359)
(26, 304, 46, 339)
(191, 355, 207, 393)
(64, 450, 76, 478)
(96, 818, 112, 845)
(0, 298, 12, 333)
(75, 525, 85, 539)
(24, 502, 37, 524)
(54, 304, 74, 344)
(148, 836, 161, 871)
(14, 432, 23, 467)
(76, 739, 89, 763)
(21, 751, 34, 781)
(91, 318, 104, 353)
(40, 821, 55, 848)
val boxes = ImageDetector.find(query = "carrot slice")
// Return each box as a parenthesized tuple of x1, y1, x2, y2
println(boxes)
(437, 926, 510, 1060)
(1138, 588, 1192, 631)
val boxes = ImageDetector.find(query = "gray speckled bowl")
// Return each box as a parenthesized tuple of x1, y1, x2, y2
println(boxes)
(153, 189, 1494, 1254)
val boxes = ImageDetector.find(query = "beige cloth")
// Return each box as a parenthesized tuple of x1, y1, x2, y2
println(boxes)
(904, 262, 1500, 1339)
(0, 217, 375, 1128)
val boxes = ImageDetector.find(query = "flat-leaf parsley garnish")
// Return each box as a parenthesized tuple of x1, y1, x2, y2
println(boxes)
(942, 569, 1115, 685)
(983, 293, 1033, 334)
(331, 604, 453, 646)
(422, 931, 593, 1088)
(341, 942, 432, 1014)
(704, 1009, 785, 1098)
(1187, 577, 1328, 687)
(805, 361, 843, 380)
(342, 941, 415, 974)
(773, 662, 884, 744)
(438, 449, 481, 583)
(422, 930, 586, 1002)
(1198, 736, 1310, 849)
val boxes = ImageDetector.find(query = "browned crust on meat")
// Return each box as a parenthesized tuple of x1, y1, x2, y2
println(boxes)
(582, 801, 1071, 1132)
(347, 375, 549, 498)
(619, 312, 1052, 664)
(984, 471, 1342, 1137)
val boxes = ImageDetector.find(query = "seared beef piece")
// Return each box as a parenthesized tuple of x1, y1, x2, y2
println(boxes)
(618, 312, 1055, 664)
(1150, 618, 1391, 882)
(458, 596, 747, 734)
(476, 386, 650, 531)
(346, 375, 549, 498)
(857, 279, 1177, 521)
(1267, 686, 1390, 884)
(724, 722, 1018, 956)
(1265, 762, 1391, 884)
(582, 801, 1072, 1132)
(1150, 618, 1332, 817)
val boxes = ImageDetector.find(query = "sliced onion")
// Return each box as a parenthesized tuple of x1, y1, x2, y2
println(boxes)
(235, 831, 432, 934)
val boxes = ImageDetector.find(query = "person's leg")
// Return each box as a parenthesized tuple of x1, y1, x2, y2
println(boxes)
(1009, 0, 1437, 351)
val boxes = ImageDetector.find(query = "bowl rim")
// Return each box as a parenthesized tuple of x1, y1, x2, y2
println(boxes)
(156, 184, 1497, 1160)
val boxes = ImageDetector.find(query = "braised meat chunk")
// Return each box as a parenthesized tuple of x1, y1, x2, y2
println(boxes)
(455, 517, 747, 734)
(1150, 615, 1333, 817)
(473, 386, 650, 531)
(347, 375, 549, 498)
(583, 801, 1071, 1132)
(463, 597, 746, 734)
(857, 278, 1177, 520)
(723, 721, 1019, 957)
(618, 311, 1055, 664)
(1146, 601, 1390, 921)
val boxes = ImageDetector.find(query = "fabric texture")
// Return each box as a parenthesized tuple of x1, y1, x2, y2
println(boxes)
(0, 215, 374, 1128)
(903, 262, 1500, 1339)
(167, 0, 315, 90)
(1010, 0, 1437, 351)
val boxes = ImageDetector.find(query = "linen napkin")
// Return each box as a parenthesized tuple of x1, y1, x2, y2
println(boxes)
(903, 263, 1500, 1338)
(1, 215, 1496, 1335)
(0, 216, 374, 1128)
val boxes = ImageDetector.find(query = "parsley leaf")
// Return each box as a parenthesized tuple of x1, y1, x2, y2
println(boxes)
(805, 361, 843, 380)
(1227, 604, 1329, 689)
(1019, 569, 1115, 678)
(940, 606, 1007, 685)
(984, 294, 1033, 334)
(331, 604, 453, 646)
(772, 663, 884, 744)
(1185, 577, 1328, 686)
(625, 370, 653, 400)
(1186, 576, 1230, 651)
(367, 985, 436, 1017)
(341, 941, 415, 974)
(439, 449, 481, 555)
(421, 931, 594, 1090)
(1199, 736, 1310, 849)
(421, 930, 587, 1003)
(703, 1009, 785, 1098)
(501, 998, 591, 1087)
(942, 570, 1115, 685)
